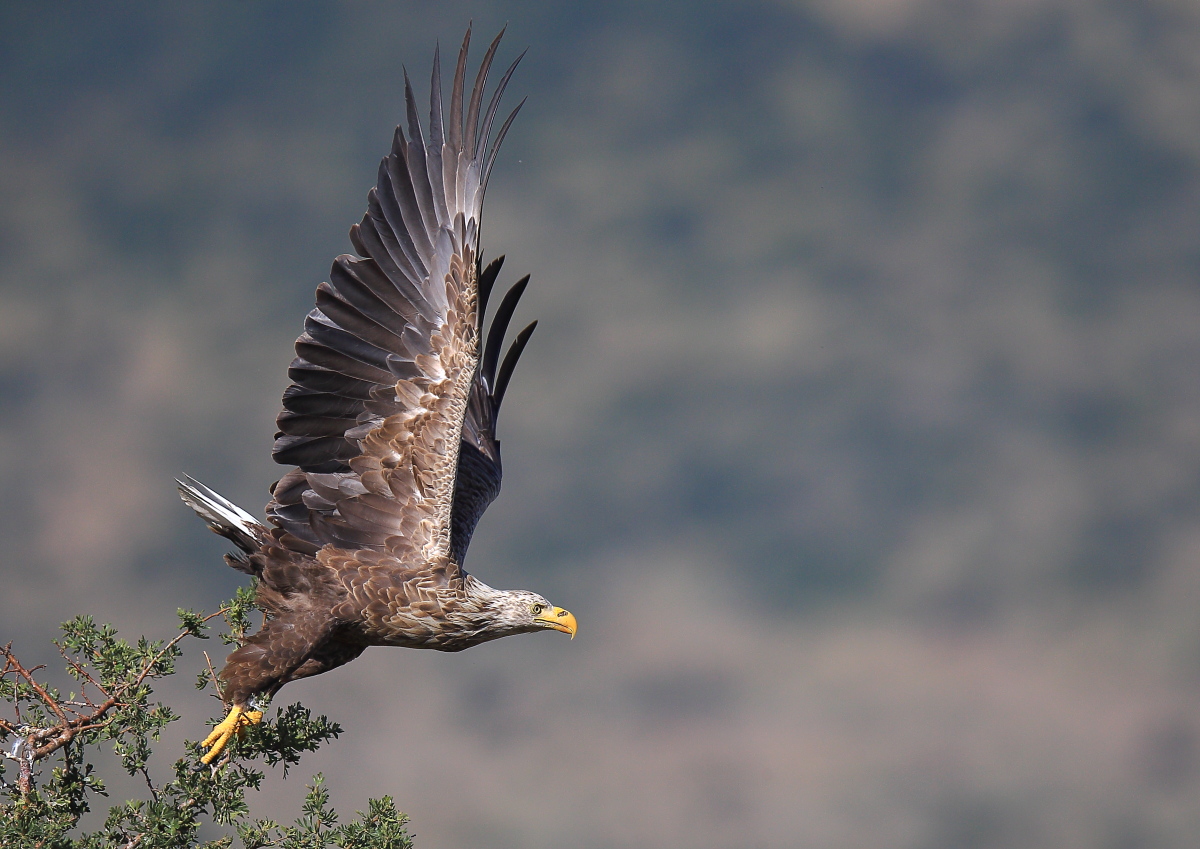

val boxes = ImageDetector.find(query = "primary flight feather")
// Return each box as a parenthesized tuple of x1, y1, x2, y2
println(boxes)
(178, 27, 575, 765)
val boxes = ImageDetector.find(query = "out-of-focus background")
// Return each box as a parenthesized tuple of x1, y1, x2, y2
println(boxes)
(3, 1, 1200, 846)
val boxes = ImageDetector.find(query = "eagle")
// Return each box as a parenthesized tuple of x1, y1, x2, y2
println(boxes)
(178, 27, 576, 766)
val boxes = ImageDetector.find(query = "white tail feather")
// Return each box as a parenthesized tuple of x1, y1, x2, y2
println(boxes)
(177, 476, 266, 554)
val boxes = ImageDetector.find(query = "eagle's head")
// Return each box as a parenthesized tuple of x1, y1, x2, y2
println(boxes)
(487, 589, 578, 639)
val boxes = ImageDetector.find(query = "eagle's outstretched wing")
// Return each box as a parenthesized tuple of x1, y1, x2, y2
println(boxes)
(265, 27, 533, 573)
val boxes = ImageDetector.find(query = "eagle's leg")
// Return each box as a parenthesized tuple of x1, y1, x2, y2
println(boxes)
(200, 611, 337, 764)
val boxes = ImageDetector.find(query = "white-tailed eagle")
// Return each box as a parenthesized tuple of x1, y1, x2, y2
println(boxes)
(178, 27, 575, 765)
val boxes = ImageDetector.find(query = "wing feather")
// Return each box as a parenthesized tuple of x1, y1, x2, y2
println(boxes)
(303, 310, 393, 370)
(427, 47, 452, 229)
(494, 320, 537, 411)
(401, 71, 442, 255)
(466, 29, 505, 159)
(293, 337, 396, 385)
(314, 282, 410, 352)
(484, 96, 526, 192)
(476, 255, 504, 328)
(481, 275, 530, 391)
(331, 258, 425, 324)
(280, 387, 362, 418)
(286, 362, 376, 399)
(377, 157, 432, 277)
(267, 27, 531, 577)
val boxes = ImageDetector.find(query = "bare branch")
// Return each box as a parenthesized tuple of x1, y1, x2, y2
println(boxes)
(0, 644, 71, 728)
(202, 650, 221, 695)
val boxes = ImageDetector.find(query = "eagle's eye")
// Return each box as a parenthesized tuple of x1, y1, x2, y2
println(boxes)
(530, 602, 545, 615)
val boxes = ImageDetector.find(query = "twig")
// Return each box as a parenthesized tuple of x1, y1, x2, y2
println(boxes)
(139, 764, 158, 802)
(202, 650, 221, 696)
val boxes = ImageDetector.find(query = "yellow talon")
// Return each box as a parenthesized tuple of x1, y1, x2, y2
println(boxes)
(200, 704, 264, 765)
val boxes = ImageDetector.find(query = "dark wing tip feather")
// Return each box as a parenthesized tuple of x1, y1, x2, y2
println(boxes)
(477, 254, 505, 327)
(481, 275, 530, 392)
(493, 320, 536, 413)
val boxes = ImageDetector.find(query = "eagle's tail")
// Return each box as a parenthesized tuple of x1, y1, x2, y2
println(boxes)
(177, 476, 269, 558)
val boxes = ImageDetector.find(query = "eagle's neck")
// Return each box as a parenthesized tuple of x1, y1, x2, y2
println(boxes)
(460, 572, 503, 606)
(431, 573, 534, 648)
(438, 573, 506, 638)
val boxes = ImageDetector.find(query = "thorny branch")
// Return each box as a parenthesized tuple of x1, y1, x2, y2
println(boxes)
(0, 587, 377, 848)
(0, 609, 228, 795)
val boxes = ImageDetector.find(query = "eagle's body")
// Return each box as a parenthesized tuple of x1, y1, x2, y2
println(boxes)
(179, 28, 575, 764)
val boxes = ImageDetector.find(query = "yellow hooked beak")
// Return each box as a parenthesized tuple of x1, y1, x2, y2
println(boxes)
(535, 606, 577, 638)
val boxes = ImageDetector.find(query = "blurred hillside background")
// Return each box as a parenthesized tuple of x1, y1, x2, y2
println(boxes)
(3, 1, 1200, 847)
